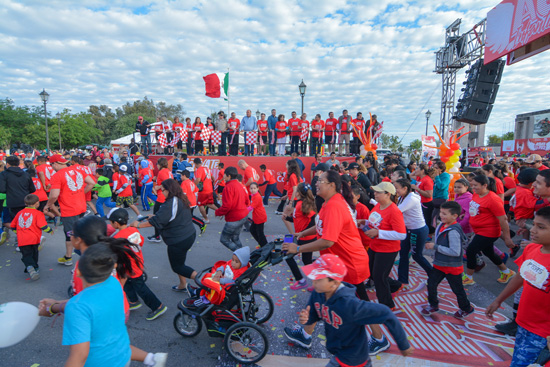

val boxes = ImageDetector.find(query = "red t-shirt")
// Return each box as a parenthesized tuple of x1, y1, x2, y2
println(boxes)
(294, 200, 316, 241)
(117, 174, 133, 197)
(300, 120, 309, 131)
(276, 121, 288, 139)
(418, 175, 434, 203)
(315, 193, 370, 284)
(228, 118, 240, 131)
(515, 243, 550, 338)
(311, 120, 325, 138)
(538, 164, 549, 171)
(114, 227, 144, 278)
(195, 166, 213, 194)
(513, 186, 537, 220)
(351, 119, 365, 137)
(263, 169, 277, 185)
(217, 169, 226, 187)
(243, 166, 260, 194)
(193, 123, 204, 140)
(356, 202, 371, 247)
(495, 178, 504, 195)
(258, 120, 268, 136)
(503, 176, 516, 205)
(181, 179, 198, 207)
(339, 117, 351, 134)
(284, 173, 301, 195)
(36, 163, 55, 192)
(172, 122, 184, 132)
(139, 167, 153, 185)
(368, 203, 406, 253)
(155, 168, 173, 203)
(289, 118, 302, 137)
(325, 118, 338, 136)
(50, 166, 87, 217)
(250, 192, 267, 224)
(10, 208, 48, 246)
(469, 191, 506, 237)
(32, 177, 48, 202)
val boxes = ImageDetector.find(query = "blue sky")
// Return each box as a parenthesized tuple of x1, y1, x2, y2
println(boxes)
(0, 0, 548, 144)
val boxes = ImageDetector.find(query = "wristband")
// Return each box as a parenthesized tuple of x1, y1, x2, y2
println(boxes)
(296, 246, 300, 253)
(47, 303, 59, 316)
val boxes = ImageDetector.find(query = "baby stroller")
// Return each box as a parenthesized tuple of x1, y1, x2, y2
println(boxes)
(173, 241, 292, 364)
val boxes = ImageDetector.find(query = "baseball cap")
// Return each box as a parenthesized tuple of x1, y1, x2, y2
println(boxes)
(371, 182, 396, 195)
(526, 154, 542, 164)
(348, 162, 360, 170)
(302, 254, 347, 281)
(312, 163, 329, 172)
(137, 156, 145, 161)
(49, 154, 68, 164)
(119, 165, 128, 172)
(108, 208, 129, 224)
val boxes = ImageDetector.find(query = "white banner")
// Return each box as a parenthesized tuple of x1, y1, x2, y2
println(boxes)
(421, 135, 437, 163)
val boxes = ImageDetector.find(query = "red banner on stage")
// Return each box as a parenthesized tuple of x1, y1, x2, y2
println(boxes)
(501, 138, 550, 155)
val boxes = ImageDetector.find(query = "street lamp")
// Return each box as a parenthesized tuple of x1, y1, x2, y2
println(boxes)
(255, 109, 260, 120)
(298, 80, 307, 116)
(56, 112, 62, 151)
(425, 110, 432, 136)
(39, 89, 50, 153)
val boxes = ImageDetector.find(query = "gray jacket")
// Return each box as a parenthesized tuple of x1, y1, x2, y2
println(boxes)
(432, 222, 466, 268)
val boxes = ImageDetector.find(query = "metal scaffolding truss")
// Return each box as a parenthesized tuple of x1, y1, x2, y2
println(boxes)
(434, 18, 486, 138)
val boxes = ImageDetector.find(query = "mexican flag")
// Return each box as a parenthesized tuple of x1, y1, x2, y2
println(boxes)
(203, 72, 229, 99)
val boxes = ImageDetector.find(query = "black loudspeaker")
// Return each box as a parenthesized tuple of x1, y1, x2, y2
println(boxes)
(455, 59, 505, 125)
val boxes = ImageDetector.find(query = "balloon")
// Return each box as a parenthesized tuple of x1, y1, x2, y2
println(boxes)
(441, 156, 449, 163)
(360, 146, 368, 157)
(454, 161, 462, 168)
(449, 167, 459, 173)
(446, 161, 454, 170)
(0, 302, 40, 348)
(450, 156, 459, 163)
(372, 153, 378, 161)
(451, 143, 460, 150)
(456, 150, 462, 156)
(372, 144, 378, 150)
(453, 150, 461, 157)
(446, 150, 454, 157)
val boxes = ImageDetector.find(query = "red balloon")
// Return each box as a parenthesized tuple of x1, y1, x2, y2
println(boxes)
(372, 144, 378, 150)
(451, 143, 460, 150)
(446, 150, 454, 157)
(441, 156, 449, 162)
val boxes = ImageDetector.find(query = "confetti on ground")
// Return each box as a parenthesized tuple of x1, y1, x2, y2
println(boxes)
(317, 334, 326, 340)
(210, 344, 216, 348)
(30, 364, 40, 367)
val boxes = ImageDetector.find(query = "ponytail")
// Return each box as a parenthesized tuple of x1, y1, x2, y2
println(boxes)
(100, 237, 143, 279)
(297, 183, 317, 215)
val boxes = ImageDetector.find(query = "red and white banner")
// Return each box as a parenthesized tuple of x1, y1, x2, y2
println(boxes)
(421, 135, 437, 162)
(200, 129, 211, 141)
(300, 127, 308, 142)
(210, 131, 221, 145)
(157, 133, 168, 148)
(245, 131, 257, 145)
(486, 0, 550, 65)
(501, 137, 550, 155)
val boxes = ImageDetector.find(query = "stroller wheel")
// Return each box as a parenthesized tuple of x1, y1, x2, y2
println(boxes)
(142, 272, 148, 282)
(244, 289, 274, 324)
(67, 285, 74, 298)
(173, 312, 202, 337)
(224, 322, 268, 364)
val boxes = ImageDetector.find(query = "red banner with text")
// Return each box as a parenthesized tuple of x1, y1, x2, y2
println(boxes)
(501, 138, 550, 155)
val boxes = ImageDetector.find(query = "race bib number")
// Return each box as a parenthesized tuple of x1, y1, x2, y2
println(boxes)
(469, 201, 480, 216)
(520, 259, 550, 292)
(368, 211, 383, 228)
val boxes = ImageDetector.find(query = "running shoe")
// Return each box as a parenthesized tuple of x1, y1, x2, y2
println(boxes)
(150, 353, 168, 367)
(290, 280, 308, 290)
(147, 236, 162, 243)
(136, 215, 148, 222)
(0, 231, 7, 246)
(462, 275, 475, 286)
(38, 236, 46, 251)
(368, 336, 390, 356)
(454, 306, 475, 319)
(275, 211, 283, 215)
(129, 302, 142, 310)
(146, 304, 167, 321)
(58, 256, 73, 266)
(420, 305, 439, 315)
(510, 244, 521, 259)
(283, 324, 312, 349)
(27, 266, 40, 281)
(497, 270, 516, 284)
(200, 223, 207, 235)
(495, 319, 518, 336)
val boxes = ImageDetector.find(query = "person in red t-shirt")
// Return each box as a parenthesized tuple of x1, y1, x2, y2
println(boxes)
(463, 175, 516, 286)
(338, 110, 352, 156)
(351, 186, 371, 250)
(310, 114, 325, 156)
(411, 164, 435, 233)
(482, 164, 505, 200)
(46, 154, 95, 266)
(115, 165, 141, 216)
(193, 117, 205, 154)
(72, 155, 98, 216)
(257, 113, 269, 156)
(194, 158, 217, 223)
(206, 117, 215, 155)
(238, 159, 260, 195)
(288, 111, 301, 155)
(299, 113, 309, 156)
(259, 164, 283, 205)
(227, 112, 240, 156)
(351, 112, 366, 155)
(149, 157, 173, 242)
(275, 115, 288, 156)
(248, 183, 267, 247)
(325, 112, 338, 154)
(180, 170, 207, 234)
(172, 116, 184, 152)
(486, 207, 550, 366)
(365, 182, 407, 310)
(11, 194, 53, 280)
(28, 169, 58, 220)
(109, 208, 166, 320)
(184, 117, 194, 155)
(526, 153, 549, 171)
(36, 155, 55, 193)
(215, 162, 226, 196)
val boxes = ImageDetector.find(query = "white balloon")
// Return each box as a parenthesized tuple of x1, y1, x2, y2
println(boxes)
(454, 161, 461, 168)
(449, 167, 460, 173)
(0, 302, 40, 348)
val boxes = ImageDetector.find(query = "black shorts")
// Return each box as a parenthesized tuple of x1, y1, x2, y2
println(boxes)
(63, 213, 84, 241)
(325, 135, 335, 144)
(38, 201, 47, 212)
(116, 196, 134, 208)
(260, 135, 268, 144)
(217, 186, 225, 194)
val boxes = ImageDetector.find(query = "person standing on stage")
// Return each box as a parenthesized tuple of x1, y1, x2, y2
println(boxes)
(241, 109, 257, 156)
(227, 112, 240, 156)
(267, 109, 278, 157)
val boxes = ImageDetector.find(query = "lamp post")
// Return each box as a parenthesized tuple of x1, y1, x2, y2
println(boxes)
(255, 109, 260, 120)
(56, 112, 63, 151)
(298, 80, 307, 116)
(425, 110, 432, 136)
(39, 89, 50, 153)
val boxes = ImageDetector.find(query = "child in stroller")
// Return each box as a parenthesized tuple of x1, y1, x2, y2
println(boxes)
(183, 247, 251, 308)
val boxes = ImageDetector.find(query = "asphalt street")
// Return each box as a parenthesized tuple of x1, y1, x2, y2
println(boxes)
(0, 199, 518, 367)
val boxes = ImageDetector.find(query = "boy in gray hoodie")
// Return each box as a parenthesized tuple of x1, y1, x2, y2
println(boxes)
(421, 201, 475, 319)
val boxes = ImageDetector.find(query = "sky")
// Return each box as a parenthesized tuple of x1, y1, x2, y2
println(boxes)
(1, 0, 549, 145)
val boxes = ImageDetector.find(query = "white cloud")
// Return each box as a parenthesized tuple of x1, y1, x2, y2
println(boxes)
(0, 0, 547, 145)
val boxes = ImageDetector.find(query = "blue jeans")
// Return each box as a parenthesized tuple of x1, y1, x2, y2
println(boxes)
(140, 183, 157, 211)
(397, 225, 431, 284)
(140, 135, 151, 156)
(220, 217, 247, 251)
(263, 183, 283, 205)
(511, 325, 548, 367)
(96, 196, 117, 217)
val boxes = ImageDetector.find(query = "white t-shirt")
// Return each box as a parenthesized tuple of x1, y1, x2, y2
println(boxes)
(397, 192, 426, 230)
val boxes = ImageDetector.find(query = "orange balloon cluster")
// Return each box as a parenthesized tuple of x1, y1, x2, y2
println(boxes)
(353, 113, 378, 160)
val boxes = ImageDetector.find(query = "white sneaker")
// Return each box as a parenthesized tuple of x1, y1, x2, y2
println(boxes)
(38, 236, 46, 251)
(152, 353, 168, 367)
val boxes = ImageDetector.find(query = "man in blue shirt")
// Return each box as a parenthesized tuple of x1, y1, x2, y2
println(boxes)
(267, 109, 278, 156)
(241, 109, 257, 156)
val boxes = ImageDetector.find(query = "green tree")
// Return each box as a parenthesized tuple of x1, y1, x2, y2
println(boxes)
(88, 105, 116, 143)
(487, 132, 514, 145)
(502, 131, 514, 141)
(379, 133, 404, 152)
(407, 139, 422, 153)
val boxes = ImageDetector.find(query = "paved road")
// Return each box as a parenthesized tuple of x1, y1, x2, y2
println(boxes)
(0, 199, 518, 367)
